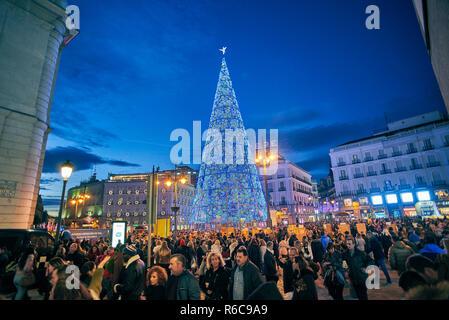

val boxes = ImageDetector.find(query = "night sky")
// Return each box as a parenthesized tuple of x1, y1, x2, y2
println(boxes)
(40, 0, 446, 215)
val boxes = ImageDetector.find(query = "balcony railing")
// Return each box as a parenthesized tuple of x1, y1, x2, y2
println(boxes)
(277, 175, 285, 179)
(364, 156, 373, 162)
(278, 187, 286, 191)
(352, 159, 361, 164)
(398, 184, 411, 190)
(379, 169, 392, 175)
(427, 161, 441, 168)
(370, 187, 381, 193)
(378, 154, 388, 160)
(384, 186, 395, 192)
(366, 171, 377, 176)
(339, 176, 349, 181)
(432, 180, 447, 187)
(356, 189, 367, 195)
(406, 148, 418, 154)
(414, 182, 427, 188)
(395, 167, 407, 172)
(392, 151, 402, 157)
(339, 191, 353, 197)
(267, 189, 274, 193)
(422, 145, 434, 151)
(353, 173, 364, 178)
(410, 164, 423, 170)
(337, 162, 346, 167)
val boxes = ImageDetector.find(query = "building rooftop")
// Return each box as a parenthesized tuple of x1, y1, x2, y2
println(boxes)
(336, 111, 448, 148)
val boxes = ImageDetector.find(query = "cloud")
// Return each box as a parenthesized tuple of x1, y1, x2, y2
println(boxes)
(279, 117, 383, 153)
(43, 146, 140, 173)
(40, 178, 60, 185)
(247, 108, 322, 130)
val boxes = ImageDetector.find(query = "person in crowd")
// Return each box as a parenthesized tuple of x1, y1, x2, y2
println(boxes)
(66, 243, 86, 269)
(321, 231, 331, 253)
(380, 229, 393, 258)
(278, 247, 300, 297)
(86, 246, 99, 262)
(259, 239, 267, 275)
(113, 244, 145, 300)
(144, 265, 168, 300)
(292, 255, 318, 300)
(0, 246, 9, 276)
(310, 234, 324, 275)
(419, 232, 447, 262)
(388, 234, 414, 275)
(322, 242, 345, 300)
(42, 257, 65, 300)
(211, 240, 222, 254)
(355, 233, 366, 252)
(264, 241, 278, 283)
(408, 229, 421, 245)
(166, 253, 201, 300)
(247, 237, 261, 271)
(200, 252, 229, 300)
(80, 261, 96, 287)
(229, 247, 264, 300)
(343, 236, 374, 300)
(366, 231, 392, 286)
(155, 241, 171, 276)
(13, 251, 35, 300)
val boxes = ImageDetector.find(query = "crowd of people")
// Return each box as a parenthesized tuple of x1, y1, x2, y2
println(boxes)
(1, 216, 448, 300)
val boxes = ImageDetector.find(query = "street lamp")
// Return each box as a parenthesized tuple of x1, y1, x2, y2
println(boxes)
(164, 170, 187, 239)
(255, 152, 276, 228)
(55, 160, 74, 244)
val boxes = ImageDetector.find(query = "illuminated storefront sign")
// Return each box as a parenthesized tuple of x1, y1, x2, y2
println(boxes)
(344, 198, 353, 207)
(415, 201, 440, 217)
(371, 195, 383, 205)
(403, 207, 417, 217)
(417, 191, 431, 201)
(359, 197, 369, 205)
(400, 192, 414, 203)
(386, 194, 398, 204)
(438, 207, 449, 216)
(373, 210, 386, 218)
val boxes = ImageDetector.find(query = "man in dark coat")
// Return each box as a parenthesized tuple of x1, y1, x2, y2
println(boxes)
(343, 237, 374, 300)
(229, 247, 264, 300)
(247, 238, 261, 270)
(166, 254, 201, 300)
(113, 244, 146, 300)
(366, 232, 392, 285)
(264, 241, 278, 282)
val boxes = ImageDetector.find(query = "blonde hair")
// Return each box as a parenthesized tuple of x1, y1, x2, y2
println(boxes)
(206, 252, 225, 270)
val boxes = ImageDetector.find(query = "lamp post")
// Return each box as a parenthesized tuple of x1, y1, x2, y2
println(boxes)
(55, 160, 74, 244)
(255, 152, 276, 228)
(164, 170, 187, 240)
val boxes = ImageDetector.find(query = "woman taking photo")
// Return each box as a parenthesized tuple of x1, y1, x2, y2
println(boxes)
(144, 265, 167, 300)
(200, 252, 229, 300)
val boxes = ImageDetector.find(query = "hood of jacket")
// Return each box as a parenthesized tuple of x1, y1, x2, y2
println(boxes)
(420, 244, 446, 255)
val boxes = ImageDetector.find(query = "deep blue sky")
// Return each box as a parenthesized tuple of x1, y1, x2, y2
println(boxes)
(41, 0, 446, 214)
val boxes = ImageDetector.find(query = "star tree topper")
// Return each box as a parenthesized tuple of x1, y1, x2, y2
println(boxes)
(219, 46, 227, 55)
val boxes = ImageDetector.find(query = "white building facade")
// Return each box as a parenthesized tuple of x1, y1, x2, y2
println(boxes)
(258, 156, 315, 224)
(330, 111, 449, 219)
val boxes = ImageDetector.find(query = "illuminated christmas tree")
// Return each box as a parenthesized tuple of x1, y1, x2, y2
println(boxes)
(190, 56, 268, 226)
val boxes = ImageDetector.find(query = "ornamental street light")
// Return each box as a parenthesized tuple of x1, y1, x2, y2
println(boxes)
(164, 168, 187, 239)
(255, 152, 276, 228)
(55, 160, 74, 244)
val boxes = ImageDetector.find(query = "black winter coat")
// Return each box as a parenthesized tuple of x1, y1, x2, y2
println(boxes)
(115, 257, 146, 300)
(263, 250, 277, 280)
(343, 249, 374, 286)
(200, 266, 230, 300)
(229, 260, 264, 300)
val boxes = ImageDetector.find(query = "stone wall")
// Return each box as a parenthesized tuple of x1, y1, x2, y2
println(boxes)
(0, 0, 68, 229)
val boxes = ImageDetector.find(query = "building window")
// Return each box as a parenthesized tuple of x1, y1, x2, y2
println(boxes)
(399, 177, 407, 185)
